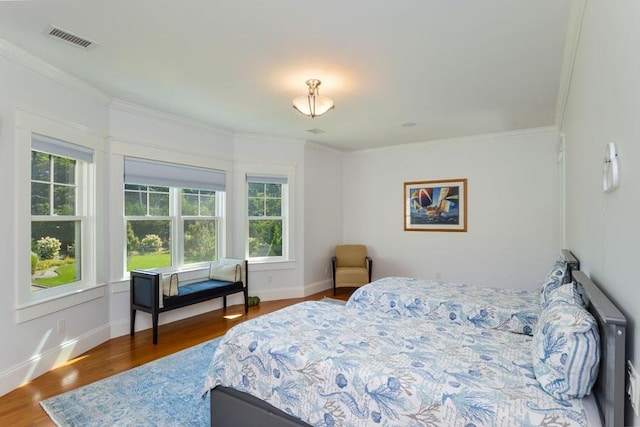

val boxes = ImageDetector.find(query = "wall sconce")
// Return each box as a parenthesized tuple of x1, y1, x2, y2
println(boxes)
(603, 142, 620, 192)
(292, 79, 334, 118)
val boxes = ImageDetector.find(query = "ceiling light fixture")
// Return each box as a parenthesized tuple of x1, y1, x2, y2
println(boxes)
(292, 79, 334, 118)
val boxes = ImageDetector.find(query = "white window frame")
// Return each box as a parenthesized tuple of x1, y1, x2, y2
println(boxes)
(241, 164, 295, 265)
(123, 158, 226, 274)
(178, 188, 223, 267)
(31, 147, 88, 288)
(246, 176, 288, 262)
(14, 108, 104, 323)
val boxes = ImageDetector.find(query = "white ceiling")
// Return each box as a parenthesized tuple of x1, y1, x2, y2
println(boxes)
(0, 0, 573, 151)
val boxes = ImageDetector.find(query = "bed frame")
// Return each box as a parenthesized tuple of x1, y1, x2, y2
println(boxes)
(573, 270, 627, 427)
(562, 248, 580, 276)
(210, 253, 627, 427)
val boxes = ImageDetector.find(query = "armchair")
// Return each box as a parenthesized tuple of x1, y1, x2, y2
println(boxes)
(331, 244, 372, 295)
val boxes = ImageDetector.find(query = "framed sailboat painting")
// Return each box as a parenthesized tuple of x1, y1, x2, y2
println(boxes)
(404, 179, 467, 232)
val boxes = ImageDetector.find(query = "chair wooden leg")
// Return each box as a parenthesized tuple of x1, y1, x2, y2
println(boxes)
(130, 309, 136, 337)
(152, 312, 159, 345)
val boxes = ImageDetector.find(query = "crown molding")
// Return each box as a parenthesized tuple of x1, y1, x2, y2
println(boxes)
(303, 140, 342, 154)
(0, 39, 112, 106)
(346, 126, 560, 156)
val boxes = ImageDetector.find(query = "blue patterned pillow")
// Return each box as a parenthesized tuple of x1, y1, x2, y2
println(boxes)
(541, 282, 586, 309)
(532, 301, 600, 400)
(540, 259, 569, 307)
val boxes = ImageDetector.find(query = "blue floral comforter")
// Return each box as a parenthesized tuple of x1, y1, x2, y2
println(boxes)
(204, 301, 588, 427)
(346, 277, 540, 335)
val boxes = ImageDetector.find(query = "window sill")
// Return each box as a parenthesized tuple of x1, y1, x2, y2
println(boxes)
(15, 284, 106, 324)
(248, 259, 296, 272)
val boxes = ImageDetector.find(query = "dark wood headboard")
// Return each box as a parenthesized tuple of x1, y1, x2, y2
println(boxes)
(573, 270, 626, 427)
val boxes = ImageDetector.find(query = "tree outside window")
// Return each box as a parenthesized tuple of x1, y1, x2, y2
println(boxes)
(182, 189, 217, 264)
(248, 181, 284, 258)
(124, 185, 219, 271)
(31, 151, 82, 289)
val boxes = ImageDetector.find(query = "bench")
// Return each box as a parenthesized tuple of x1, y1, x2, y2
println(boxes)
(130, 259, 248, 344)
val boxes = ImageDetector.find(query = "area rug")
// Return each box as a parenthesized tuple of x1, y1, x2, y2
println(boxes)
(40, 337, 220, 427)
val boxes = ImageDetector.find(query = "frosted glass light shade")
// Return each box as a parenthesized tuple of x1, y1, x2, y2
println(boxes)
(292, 79, 334, 118)
(292, 94, 334, 117)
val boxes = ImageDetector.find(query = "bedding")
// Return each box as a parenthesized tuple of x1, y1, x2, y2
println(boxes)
(346, 276, 541, 335)
(204, 300, 592, 427)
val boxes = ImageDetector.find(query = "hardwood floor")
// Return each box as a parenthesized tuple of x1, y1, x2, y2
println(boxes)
(0, 288, 353, 427)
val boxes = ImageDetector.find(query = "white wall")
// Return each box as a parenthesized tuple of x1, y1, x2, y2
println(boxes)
(561, 2, 640, 424)
(107, 104, 238, 338)
(342, 128, 561, 290)
(0, 44, 343, 397)
(232, 134, 307, 301)
(0, 50, 111, 396)
(303, 143, 344, 292)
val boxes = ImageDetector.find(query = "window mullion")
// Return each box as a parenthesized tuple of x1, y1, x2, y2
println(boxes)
(49, 156, 55, 216)
(172, 187, 181, 268)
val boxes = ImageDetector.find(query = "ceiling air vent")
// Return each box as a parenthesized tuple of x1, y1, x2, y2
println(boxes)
(307, 128, 325, 134)
(46, 25, 95, 49)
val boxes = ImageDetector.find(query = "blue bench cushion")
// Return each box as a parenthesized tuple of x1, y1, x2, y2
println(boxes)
(176, 280, 238, 297)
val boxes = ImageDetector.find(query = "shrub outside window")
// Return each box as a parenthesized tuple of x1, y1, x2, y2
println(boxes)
(30, 147, 88, 291)
(123, 158, 225, 272)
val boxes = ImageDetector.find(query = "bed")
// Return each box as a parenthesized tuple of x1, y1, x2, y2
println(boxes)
(204, 267, 626, 427)
(346, 250, 580, 335)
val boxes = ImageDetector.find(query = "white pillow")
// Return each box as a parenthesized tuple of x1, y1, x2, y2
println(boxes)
(532, 301, 600, 400)
(161, 273, 179, 297)
(209, 263, 240, 282)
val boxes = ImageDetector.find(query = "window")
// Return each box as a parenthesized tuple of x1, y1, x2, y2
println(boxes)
(30, 134, 93, 292)
(247, 175, 288, 260)
(124, 158, 225, 272)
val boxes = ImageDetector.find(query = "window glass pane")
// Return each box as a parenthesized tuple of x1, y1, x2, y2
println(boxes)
(31, 151, 50, 181)
(184, 220, 217, 263)
(249, 219, 282, 257)
(31, 220, 80, 289)
(53, 157, 76, 184)
(148, 192, 169, 216)
(265, 183, 281, 198)
(125, 183, 146, 191)
(181, 191, 199, 216)
(53, 185, 75, 215)
(199, 193, 216, 216)
(31, 182, 50, 215)
(265, 199, 281, 216)
(149, 186, 169, 193)
(248, 198, 264, 216)
(126, 220, 171, 271)
(182, 189, 216, 216)
(248, 182, 264, 198)
(124, 189, 147, 216)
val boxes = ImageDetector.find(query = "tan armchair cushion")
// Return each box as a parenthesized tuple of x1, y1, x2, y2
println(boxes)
(335, 267, 369, 287)
(335, 245, 367, 268)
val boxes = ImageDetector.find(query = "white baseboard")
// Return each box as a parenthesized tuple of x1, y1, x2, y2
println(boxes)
(304, 279, 332, 296)
(0, 324, 110, 398)
(110, 297, 240, 339)
(254, 279, 332, 302)
(110, 318, 131, 339)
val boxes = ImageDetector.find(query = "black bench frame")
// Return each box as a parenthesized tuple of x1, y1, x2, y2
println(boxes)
(130, 260, 249, 344)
